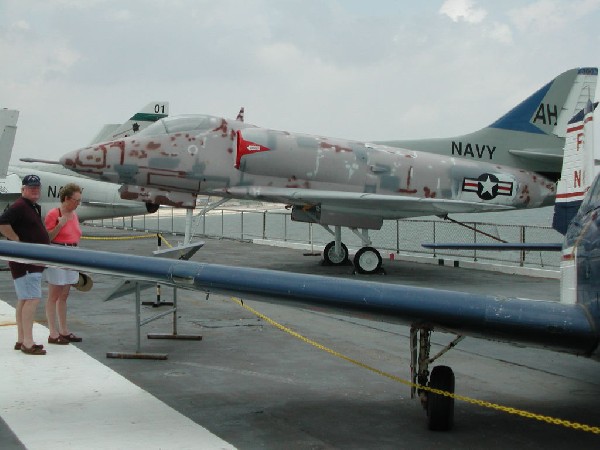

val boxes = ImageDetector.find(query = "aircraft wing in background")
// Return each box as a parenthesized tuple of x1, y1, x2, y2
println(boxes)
(222, 186, 514, 228)
(421, 242, 562, 251)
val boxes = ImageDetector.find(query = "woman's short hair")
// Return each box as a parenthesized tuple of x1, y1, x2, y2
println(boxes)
(59, 183, 82, 202)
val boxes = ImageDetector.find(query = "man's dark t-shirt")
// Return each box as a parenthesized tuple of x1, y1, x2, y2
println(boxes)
(0, 197, 50, 279)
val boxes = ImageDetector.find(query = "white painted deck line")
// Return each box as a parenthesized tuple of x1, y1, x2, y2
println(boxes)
(0, 299, 234, 450)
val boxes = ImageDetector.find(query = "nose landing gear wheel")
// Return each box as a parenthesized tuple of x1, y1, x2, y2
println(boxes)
(323, 241, 349, 265)
(353, 246, 382, 274)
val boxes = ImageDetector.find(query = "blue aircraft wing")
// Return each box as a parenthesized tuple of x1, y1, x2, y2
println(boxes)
(0, 241, 595, 356)
(422, 243, 562, 251)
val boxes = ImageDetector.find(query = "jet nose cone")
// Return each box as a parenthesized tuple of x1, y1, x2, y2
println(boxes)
(60, 149, 79, 169)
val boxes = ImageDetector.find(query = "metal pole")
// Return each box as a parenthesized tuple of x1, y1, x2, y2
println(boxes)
(520, 226, 525, 267)
(135, 283, 141, 353)
(156, 234, 161, 304)
(432, 221, 436, 258)
(473, 223, 477, 261)
(172, 287, 178, 336)
(184, 209, 192, 245)
(396, 219, 400, 253)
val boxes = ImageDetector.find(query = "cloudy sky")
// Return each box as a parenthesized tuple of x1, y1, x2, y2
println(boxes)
(1, 0, 599, 162)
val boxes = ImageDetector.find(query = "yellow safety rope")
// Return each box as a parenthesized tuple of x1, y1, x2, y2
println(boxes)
(230, 297, 600, 434)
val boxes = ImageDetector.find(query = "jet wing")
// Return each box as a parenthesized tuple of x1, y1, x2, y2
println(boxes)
(0, 192, 22, 203)
(220, 187, 514, 218)
(422, 243, 562, 251)
(508, 149, 563, 163)
(0, 241, 595, 356)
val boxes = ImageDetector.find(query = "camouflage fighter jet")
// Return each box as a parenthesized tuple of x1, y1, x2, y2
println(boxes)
(58, 120, 554, 273)
(59, 70, 596, 273)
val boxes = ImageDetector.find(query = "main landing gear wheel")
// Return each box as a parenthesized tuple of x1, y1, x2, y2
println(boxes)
(427, 365, 455, 431)
(353, 246, 383, 274)
(323, 241, 349, 265)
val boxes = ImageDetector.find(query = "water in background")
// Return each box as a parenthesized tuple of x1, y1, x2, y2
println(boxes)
(92, 203, 561, 269)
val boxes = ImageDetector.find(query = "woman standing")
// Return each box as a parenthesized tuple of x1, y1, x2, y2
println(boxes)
(44, 183, 83, 345)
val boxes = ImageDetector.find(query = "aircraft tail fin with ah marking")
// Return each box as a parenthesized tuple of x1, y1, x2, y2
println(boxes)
(378, 68, 598, 179)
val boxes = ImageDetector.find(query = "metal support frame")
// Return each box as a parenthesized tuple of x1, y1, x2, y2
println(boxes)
(142, 234, 173, 307)
(350, 227, 372, 247)
(410, 325, 463, 407)
(334, 225, 342, 256)
(410, 326, 432, 408)
(107, 281, 203, 360)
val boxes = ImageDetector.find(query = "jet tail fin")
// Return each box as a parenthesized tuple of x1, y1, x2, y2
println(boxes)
(0, 109, 19, 178)
(378, 68, 597, 177)
(490, 68, 597, 136)
(552, 99, 597, 234)
(89, 102, 169, 144)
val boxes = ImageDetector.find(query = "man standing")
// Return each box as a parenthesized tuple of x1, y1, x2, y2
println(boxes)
(0, 174, 50, 355)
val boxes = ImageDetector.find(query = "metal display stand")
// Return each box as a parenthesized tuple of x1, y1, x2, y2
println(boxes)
(142, 235, 172, 307)
(105, 239, 205, 360)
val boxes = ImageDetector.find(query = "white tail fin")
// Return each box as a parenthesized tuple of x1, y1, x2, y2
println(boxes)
(551, 68, 597, 138)
(0, 109, 19, 178)
(552, 99, 597, 234)
(89, 102, 169, 144)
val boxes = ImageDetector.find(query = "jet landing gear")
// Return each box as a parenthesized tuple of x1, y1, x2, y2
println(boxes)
(323, 241, 349, 265)
(321, 226, 383, 274)
(410, 326, 463, 431)
(353, 246, 383, 274)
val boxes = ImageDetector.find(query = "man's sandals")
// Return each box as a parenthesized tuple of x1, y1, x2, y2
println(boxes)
(60, 333, 82, 342)
(48, 333, 82, 345)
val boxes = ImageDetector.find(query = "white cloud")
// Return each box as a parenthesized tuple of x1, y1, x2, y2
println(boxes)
(508, 0, 600, 33)
(44, 46, 81, 77)
(486, 22, 513, 44)
(110, 9, 132, 21)
(439, 0, 487, 23)
(12, 20, 30, 32)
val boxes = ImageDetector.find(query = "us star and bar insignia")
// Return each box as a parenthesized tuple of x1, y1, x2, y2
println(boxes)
(462, 173, 513, 200)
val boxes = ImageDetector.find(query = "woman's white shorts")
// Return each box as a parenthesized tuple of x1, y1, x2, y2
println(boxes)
(45, 267, 79, 285)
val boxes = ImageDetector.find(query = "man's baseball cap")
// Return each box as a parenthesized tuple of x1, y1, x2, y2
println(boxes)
(22, 174, 41, 186)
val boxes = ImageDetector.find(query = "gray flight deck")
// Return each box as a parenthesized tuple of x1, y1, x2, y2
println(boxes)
(1, 226, 599, 449)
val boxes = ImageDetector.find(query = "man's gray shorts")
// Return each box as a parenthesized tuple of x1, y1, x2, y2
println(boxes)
(14, 272, 43, 300)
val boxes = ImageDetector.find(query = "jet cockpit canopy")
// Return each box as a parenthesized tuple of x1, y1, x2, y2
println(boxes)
(137, 114, 222, 136)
